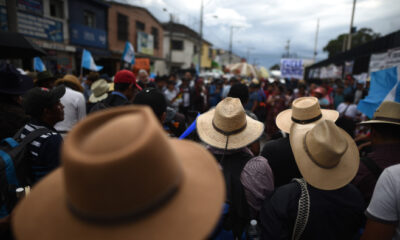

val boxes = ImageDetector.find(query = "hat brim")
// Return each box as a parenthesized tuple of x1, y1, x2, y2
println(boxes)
(0, 75, 33, 95)
(358, 119, 400, 126)
(89, 93, 108, 103)
(12, 139, 225, 240)
(276, 109, 339, 133)
(50, 85, 66, 104)
(289, 123, 359, 190)
(197, 109, 264, 150)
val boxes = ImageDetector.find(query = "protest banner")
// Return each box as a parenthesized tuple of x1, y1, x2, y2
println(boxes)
(280, 59, 303, 79)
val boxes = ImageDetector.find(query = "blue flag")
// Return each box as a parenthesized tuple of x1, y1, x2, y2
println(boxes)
(122, 41, 135, 64)
(358, 67, 400, 118)
(33, 57, 46, 72)
(179, 113, 201, 139)
(81, 49, 103, 71)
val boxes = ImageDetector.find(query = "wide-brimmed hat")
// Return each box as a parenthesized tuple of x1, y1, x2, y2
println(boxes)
(55, 74, 84, 93)
(359, 101, 400, 126)
(197, 97, 264, 150)
(89, 79, 109, 103)
(0, 63, 33, 95)
(35, 71, 56, 83)
(276, 97, 339, 133)
(290, 120, 359, 190)
(12, 106, 225, 240)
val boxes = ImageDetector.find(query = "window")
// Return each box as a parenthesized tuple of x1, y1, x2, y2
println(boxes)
(171, 40, 183, 50)
(49, 0, 64, 18)
(84, 10, 96, 28)
(151, 27, 159, 49)
(117, 13, 128, 41)
(209, 48, 212, 58)
(136, 21, 145, 31)
(193, 45, 198, 54)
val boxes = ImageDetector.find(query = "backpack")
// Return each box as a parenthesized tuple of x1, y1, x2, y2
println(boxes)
(336, 104, 356, 137)
(0, 127, 51, 217)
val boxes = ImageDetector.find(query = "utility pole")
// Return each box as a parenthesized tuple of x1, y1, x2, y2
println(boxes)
(346, 0, 357, 50)
(284, 40, 290, 58)
(229, 26, 233, 64)
(313, 18, 319, 63)
(168, 14, 173, 74)
(198, 0, 203, 72)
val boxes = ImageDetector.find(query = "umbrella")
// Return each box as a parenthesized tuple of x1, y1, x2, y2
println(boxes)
(258, 66, 270, 78)
(228, 62, 257, 77)
(0, 31, 47, 59)
(270, 70, 281, 78)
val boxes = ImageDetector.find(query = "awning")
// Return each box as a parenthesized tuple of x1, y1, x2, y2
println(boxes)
(0, 31, 47, 58)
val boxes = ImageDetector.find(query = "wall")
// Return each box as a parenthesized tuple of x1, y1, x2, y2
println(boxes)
(201, 42, 212, 68)
(163, 31, 196, 69)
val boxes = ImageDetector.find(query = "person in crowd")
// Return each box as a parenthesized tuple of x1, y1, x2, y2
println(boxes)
(54, 74, 86, 134)
(245, 83, 260, 113)
(137, 69, 156, 89)
(133, 88, 167, 123)
(292, 82, 308, 100)
(353, 101, 400, 204)
(313, 86, 330, 108)
(265, 84, 287, 138)
(21, 86, 65, 184)
(336, 94, 360, 137)
(228, 83, 257, 120)
(262, 96, 339, 188)
(12, 105, 225, 240)
(344, 75, 355, 96)
(333, 85, 345, 109)
(361, 164, 400, 240)
(0, 63, 33, 140)
(178, 77, 192, 117)
(154, 75, 167, 92)
(192, 78, 207, 113)
(197, 97, 272, 238)
(34, 71, 56, 89)
(354, 80, 367, 104)
(182, 71, 195, 88)
(92, 70, 142, 110)
(81, 72, 99, 101)
(164, 80, 181, 111)
(260, 120, 365, 239)
(87, 79, 109, 113)
(208, 78, 223, 108)
(221, 76, 237, 99)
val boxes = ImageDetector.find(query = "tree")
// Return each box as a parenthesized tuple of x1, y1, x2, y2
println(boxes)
(270, 63, 280, 70)
(323, 28, 380, 57)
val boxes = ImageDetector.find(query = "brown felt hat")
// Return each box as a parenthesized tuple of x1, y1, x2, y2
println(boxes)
(276, 97, 339, 133)
(290, 120, 359, 190)
(196, 97, 264, 150)
(55, 74, 84, 93)
(12, 106, 225, 240)
(359, 101, 400, 126)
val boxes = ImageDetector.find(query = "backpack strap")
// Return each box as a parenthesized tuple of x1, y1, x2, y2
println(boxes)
(18, 127, 52, 146)
(361, 157, 383, 179)
(292, 178, 310, 240)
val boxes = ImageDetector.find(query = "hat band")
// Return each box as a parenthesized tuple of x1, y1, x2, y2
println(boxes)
(67, 183, 180, 224)
(212, 120, 247, 136)
(373, 116, 400, 123)
(292, 114, 322, 125)
(303, 131, 342, 169)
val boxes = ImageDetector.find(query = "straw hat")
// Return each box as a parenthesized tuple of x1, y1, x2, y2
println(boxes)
(55, 74, 84, 93)
(197, 97, 264, 150)
(359, 101, 400, 126)
(290, 120, 359, 190)
(12, 106, 225, 240)
(276, 97, 339, 133)
(89, 79, 109, 103)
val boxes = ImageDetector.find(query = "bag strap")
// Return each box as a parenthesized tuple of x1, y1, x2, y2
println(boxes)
(361, 157, 383, 179)
(292, 178, 310, 240)
(340, 104, 350, 118)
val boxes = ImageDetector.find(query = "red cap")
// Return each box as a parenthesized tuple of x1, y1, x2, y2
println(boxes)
(114, 70, 142, 90)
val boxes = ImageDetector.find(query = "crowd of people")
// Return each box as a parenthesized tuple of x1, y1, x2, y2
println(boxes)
(0, 62, 400, 240)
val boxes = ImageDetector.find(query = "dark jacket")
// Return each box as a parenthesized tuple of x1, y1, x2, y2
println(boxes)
(0, 99, 29, 140)
(260, 182, 365, 240)
(89, 92, 130, 113)
(261, 137, 301, 188)
(212, 150, 252, 238)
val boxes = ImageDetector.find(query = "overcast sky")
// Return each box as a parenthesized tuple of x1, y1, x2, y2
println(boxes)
(117, 0, 400, 68)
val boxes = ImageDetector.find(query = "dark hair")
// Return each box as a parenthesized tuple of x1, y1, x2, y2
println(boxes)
(344, 94, 354, 103)
(114, 82, 131, 92)
(167, 80, 175, 86)
(228, 83, 249, 105)
(371, 124, 400, 140)
(133, 88, 167, 121)
(87, 72, 99, 82)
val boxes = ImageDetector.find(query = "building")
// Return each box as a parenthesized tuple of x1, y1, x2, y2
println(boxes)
(68, 0, 110, 75)
(0, 0, 76, 73)
(108, 2, 165, 75)
(214, 48, 242, 67)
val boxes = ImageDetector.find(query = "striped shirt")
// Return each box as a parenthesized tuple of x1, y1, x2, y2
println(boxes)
(20, 120, 62, 184)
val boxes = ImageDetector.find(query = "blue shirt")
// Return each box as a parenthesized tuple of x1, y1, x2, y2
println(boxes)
(111, 91, 128, 101)
(246, 92, 260, 111)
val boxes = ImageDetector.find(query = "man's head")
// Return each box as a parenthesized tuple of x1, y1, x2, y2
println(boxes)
(155, 75, 167, 90)
(167, 80, 175, 91)
(336, 85, 344, 95)
(23, 86, 65, 126)
(35, 71, 56, 89)
(114, 70, 142, 101)
(344, 94, 354, 103)
(138, 69, 149, 84)
(87, 72, 100, 85)
(133, 88, 167, 123)
(184, 71, 192, 81)
(228, 83, 249, 106)
(370, 124, 400, 145)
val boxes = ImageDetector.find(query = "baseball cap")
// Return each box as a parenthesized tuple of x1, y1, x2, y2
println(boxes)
(114, 70, 142, 91)
(133, 88, 166, 119)
(23, 85, 65, 117)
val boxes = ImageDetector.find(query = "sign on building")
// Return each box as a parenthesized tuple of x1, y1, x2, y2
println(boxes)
(280, 59, 303, 79)
(386, 48, 400, 69)
(70, 23, 107, 49)
(368, 52, 388, 74)
(137, 31, 154, 56)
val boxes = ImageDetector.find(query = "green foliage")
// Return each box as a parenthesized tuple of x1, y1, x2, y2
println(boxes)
(323, 28, 381, 57)
(269, 63, 280, 70)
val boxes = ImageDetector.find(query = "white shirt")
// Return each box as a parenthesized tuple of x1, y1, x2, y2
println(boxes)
(337, 103, 359, 119)
(55, 87, 86, 132)
(367, 164, 400, 240)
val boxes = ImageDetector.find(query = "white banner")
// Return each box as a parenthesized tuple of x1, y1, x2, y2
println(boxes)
(280, 59, 303, 79)
(386, 47, 400, 69)
(369, 52, 388, 74)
